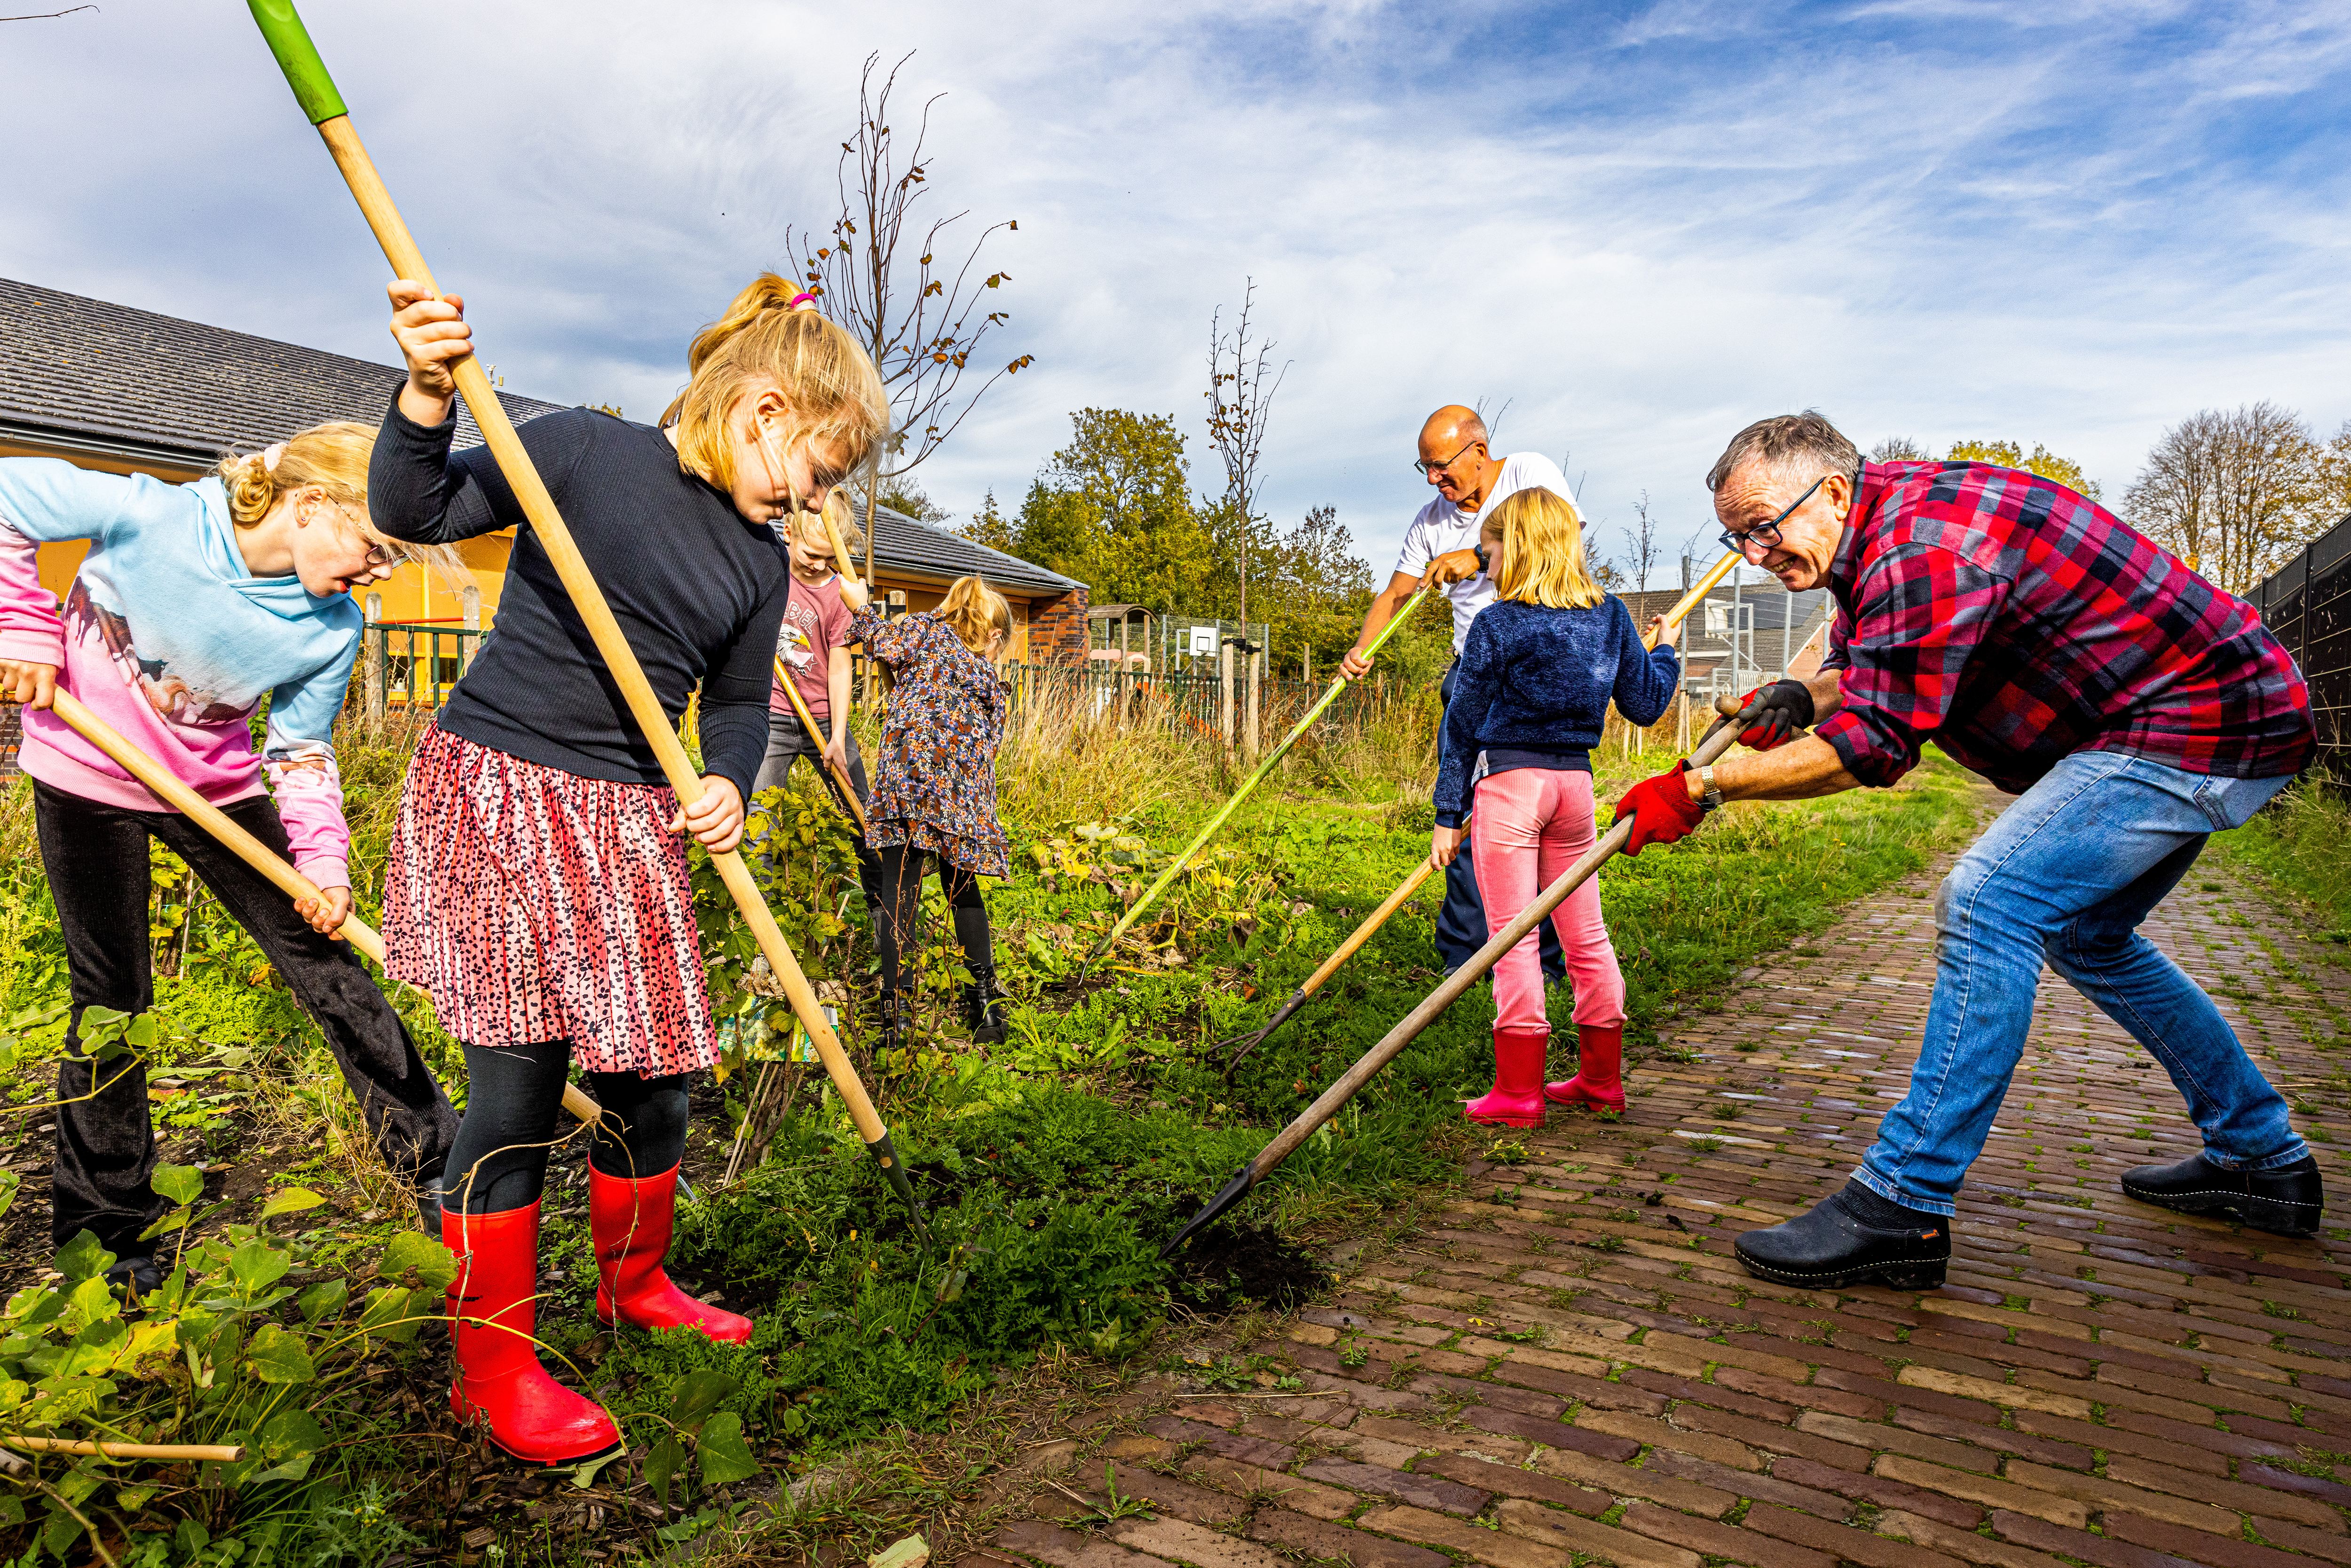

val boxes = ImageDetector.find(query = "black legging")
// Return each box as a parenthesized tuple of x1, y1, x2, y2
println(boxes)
(873, 844, 992, 992)
(441, 1040, 692, 1214)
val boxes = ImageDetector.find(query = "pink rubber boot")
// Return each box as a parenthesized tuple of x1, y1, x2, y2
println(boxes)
(1546, 1024, 1626, 1113)
(1465, 1026, 1551, 1128)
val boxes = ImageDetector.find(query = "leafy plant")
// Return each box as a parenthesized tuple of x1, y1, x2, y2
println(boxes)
(0, 1166, 458, 1562)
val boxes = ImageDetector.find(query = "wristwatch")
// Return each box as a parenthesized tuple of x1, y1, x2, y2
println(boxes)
(1697, 765, 1724, 815)
(1472, 542, 1491, 573)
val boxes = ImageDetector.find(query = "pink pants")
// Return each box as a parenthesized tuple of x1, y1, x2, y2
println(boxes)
(1470, 768, 1627, 1033)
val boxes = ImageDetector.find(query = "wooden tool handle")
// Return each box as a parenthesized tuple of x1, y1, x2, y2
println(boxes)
(51, 692, 367, 947)
(1298, 857, 1436, 999)
(49, 694, 608, 1131)
(773, 656, 870, 837)
(1, 1435, 244, 1462)
(1253, 711, 1751, 1177)
(1653, 552, 1741, 641)
(309, 115, 892, 1151)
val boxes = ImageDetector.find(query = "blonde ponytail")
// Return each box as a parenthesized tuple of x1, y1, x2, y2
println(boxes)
(663, 273, 889, 496)
(938, 575, 1014, 662)
(215, 420, 467, 591)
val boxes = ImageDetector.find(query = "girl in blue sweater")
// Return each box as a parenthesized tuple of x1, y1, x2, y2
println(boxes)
(1431, 487, 1680, 1126)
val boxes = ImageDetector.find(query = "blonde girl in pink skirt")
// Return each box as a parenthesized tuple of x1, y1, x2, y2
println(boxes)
(371, 274, 885, 1464)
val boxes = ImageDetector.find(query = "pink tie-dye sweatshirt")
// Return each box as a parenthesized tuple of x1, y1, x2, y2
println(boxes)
(0, 459, 361, 889)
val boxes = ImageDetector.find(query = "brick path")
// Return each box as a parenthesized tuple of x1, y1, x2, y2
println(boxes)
(967, 818, 2351, 1568)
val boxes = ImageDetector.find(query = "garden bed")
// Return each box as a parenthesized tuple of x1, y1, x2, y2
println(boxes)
(0, 704, 1980, 1564)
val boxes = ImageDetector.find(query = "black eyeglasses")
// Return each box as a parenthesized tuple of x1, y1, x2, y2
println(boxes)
(1718, 473, 1830, 555)
(1411, 440, 1483, 478)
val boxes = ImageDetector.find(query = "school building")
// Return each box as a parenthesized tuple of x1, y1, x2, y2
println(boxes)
(0, 277, 1091, 662)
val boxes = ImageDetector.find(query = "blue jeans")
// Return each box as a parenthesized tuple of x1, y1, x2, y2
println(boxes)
(1857, 751, 2304, 1217)
(1437, 662, 1566, 984)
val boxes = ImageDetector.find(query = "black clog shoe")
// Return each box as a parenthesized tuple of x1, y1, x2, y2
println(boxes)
(2120, 1152, 2324, 1237)
(1734, 1182, 1950, 1291)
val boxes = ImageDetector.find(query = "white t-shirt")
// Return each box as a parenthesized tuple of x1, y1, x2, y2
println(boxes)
(1394, 451, 1574, 651)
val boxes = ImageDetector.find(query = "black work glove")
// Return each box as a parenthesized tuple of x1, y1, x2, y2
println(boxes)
(1738, 680, 1815, 751)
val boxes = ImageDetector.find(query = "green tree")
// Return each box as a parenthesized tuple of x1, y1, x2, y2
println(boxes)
(876, 475, 949, 525)
(960, 489, 1016, 553)
(1946, 439, 2102, 501)
(1009, 410, 1215, 610)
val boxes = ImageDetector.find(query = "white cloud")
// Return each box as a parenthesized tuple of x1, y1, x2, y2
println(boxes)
(1, 0, 2345, 588)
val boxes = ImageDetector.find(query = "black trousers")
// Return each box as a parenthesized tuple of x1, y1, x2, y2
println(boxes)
(873, 844, 991, 992)
(34, 780, 459, 1254)
(440, 1039, 688, 1214)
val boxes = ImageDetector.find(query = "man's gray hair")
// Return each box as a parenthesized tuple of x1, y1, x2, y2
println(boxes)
(1704, 411, 1860, 493)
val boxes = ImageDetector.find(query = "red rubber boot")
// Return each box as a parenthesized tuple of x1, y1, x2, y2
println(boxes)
(443, 1202, 619, 1465)
(591, 1164, 753, 1344)
(1465, 1026, 1551, 1128)
(1546, 1024, 1626, 1113)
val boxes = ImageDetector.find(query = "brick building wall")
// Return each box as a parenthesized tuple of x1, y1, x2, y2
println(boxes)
(1028, 588, 1092, 665)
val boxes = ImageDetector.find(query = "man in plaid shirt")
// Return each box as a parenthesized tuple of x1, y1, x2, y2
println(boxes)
(1610, 412, 2320, 1290)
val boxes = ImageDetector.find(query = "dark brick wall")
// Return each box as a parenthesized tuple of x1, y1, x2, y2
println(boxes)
(1029, 588, 1091, 665)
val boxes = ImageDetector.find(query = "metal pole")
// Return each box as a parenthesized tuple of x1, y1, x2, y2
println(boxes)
(361, 591, 384, 723)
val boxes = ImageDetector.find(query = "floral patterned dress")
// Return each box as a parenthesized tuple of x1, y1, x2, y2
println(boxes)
(856, 610, 1009, 877)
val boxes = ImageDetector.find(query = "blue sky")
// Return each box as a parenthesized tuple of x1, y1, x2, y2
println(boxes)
(3, 0, 2345, 583)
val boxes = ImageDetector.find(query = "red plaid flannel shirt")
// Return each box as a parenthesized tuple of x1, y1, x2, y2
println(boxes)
(1815, 460, 2313, 794)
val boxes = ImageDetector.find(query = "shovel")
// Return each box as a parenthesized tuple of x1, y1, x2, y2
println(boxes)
(244, 0, 926, 1244)
(1163, 691, 1768, 1256)
(1215, 552, 1745, 1076)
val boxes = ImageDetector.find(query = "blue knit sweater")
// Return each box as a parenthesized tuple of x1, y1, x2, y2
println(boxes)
(1434, 597, 1681, 827)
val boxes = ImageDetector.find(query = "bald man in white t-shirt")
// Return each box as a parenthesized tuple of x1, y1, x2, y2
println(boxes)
(1342, 405, 1571, 982)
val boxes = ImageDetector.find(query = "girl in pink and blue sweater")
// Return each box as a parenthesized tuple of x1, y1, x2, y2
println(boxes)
(0, 425, 459, 1293)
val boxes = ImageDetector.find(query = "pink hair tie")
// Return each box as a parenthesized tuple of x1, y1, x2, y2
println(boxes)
(260, 441, 289, 472)
(787, 292, 817, 311)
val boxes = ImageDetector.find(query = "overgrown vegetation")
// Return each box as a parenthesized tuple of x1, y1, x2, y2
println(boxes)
(0, 688, 1977, 1562)
(2208, 774, 2351, 935)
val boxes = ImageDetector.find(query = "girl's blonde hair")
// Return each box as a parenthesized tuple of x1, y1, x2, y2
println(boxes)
(938, 575, 1014, 662)
(1489, 486, 1606, 610)
(662, 274, 890, 497)
(216, 421, 466, 589)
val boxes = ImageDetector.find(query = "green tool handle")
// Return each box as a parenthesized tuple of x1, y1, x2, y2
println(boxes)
(1081, 585, 1435, 974)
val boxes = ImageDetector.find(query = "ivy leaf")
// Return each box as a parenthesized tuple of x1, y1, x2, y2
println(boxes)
(695, 1410, 759, 1488)
(668, 1369, 738, 1434)
(355, 1285, 420, 1343)
(244, 1323, 316, 1384)
(258, 1187, 324, 1223)
(379, 1231, 458, 1293)
(645, 1434, 683, 1505)
(0, 1171, 19, 1221)
(55, 1230, 113, 1284)
(228, 1238, 292, 1296)
(150, 1165, 204, 1207)
(124, 1014, 158, 1049)
(296, 1279, 347, 1323)
(245, 1407, 326, 1482)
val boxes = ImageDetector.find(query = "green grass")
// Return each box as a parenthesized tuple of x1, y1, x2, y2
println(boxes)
(0, 712, 1980, 1563)
(2207, 775, 2351, 936)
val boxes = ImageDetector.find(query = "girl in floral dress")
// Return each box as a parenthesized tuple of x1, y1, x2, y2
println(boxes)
(856, 575, 1016, 1050)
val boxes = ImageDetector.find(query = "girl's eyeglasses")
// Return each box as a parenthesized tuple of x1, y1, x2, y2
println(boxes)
(1719, 473, 1830, 555)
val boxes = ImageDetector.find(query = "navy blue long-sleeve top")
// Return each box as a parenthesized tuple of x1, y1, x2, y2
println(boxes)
(1434, 597, 1681, 827)
(368, 399, 789, 806)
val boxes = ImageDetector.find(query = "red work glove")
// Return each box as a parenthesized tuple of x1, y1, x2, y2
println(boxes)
(1611, 763, 1707, 856)
(1738, 679, 1815, 750)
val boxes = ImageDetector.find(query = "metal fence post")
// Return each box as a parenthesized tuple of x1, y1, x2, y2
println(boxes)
(361, 592, 385, 725)
(461, 585, 482, 675)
